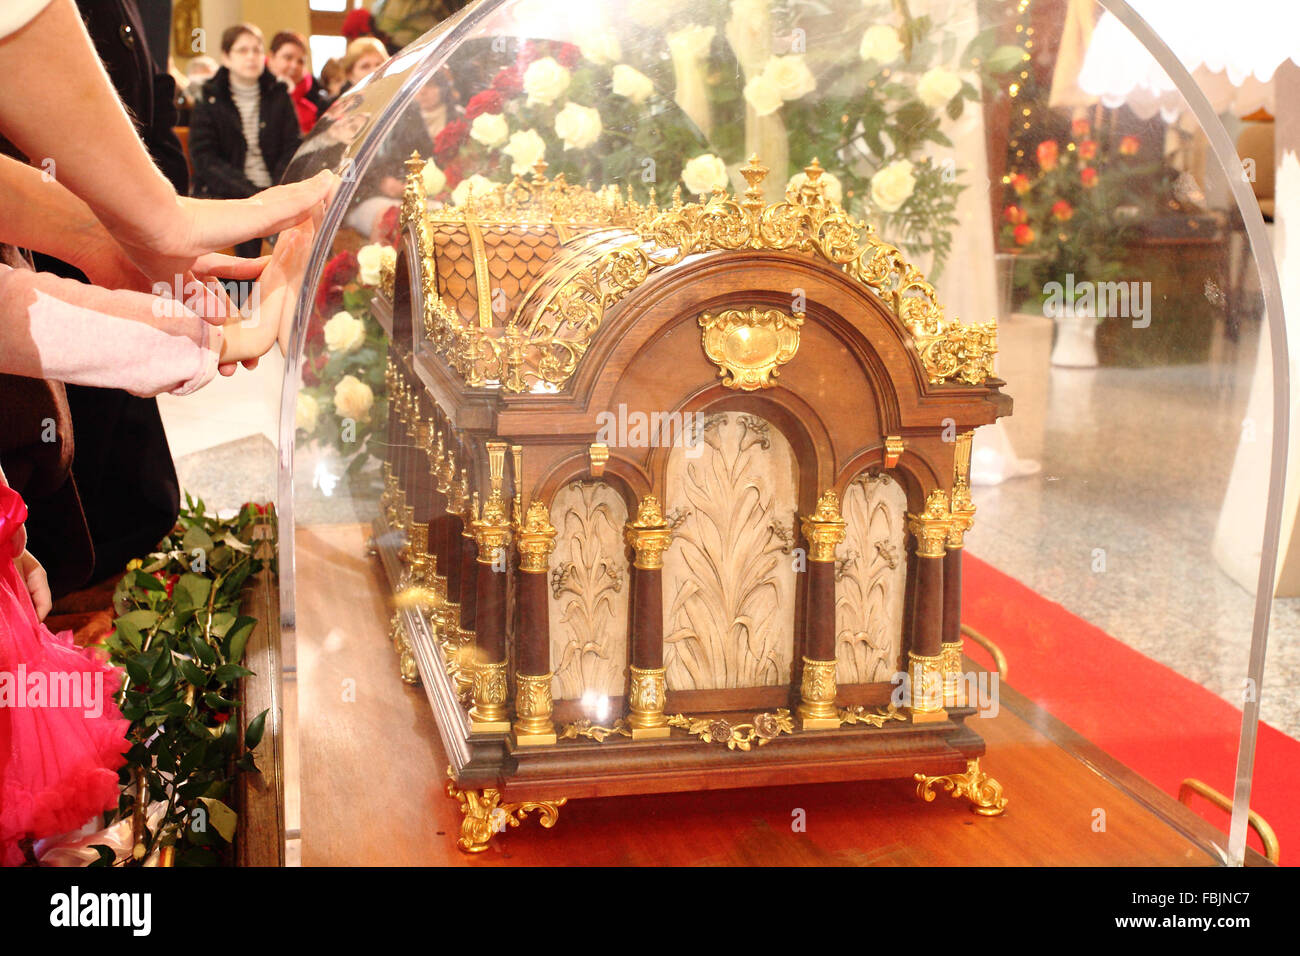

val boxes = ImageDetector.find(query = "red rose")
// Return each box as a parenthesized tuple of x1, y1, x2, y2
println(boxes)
(213, 712, 230, 724)
(491, 66, 523, 96)
(441, 158, 463, 190)
(1080, 166, 1098, 188)
(434, 119, 469, 163)
(555, 42, 579, 68)
(465, 89, 504, 119)
(1077, 139, 1098, 160)
(1010, 173, 1031, 196)
(1036, 140, 1059, 172)
(1013, 223, 1035, 245)
(1119, 135, 1140, 156)
(1003, 204, 1026, 224)
(321, 250, 359, 288)
(1071, 117, 1090, 139)
(376, 204, 401, 246)
(153, 571, 178, 599)
(1051, 199, 1074, 221)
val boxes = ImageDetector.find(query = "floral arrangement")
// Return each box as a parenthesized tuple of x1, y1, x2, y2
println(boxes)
(999, 119, 1149, 304)
(89, 497, 274, 866)
(410, 0, 1023, 275)
(295, 242, 394, 467)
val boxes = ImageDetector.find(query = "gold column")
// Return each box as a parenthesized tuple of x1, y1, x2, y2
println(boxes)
(906, 491, 950, 724)
(797, 490, 847, 730)
(469, 442, 512, 733)
(514, 500, 558, 746)
(624, 496, 674, 739)
(944, 432, 976, 707)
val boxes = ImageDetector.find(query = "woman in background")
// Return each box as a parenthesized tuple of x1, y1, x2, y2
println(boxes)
(189, 24, 301, 257)
(267, 30, 329, 134)
(335, 36, 389, 100)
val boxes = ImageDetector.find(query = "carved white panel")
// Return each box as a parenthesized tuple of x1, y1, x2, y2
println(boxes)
(663, 412, 797, 689)
(835, 474, 907, 683)
(548, 482, 629, 701)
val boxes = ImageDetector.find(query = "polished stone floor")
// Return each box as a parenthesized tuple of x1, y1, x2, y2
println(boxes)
(965, 316, 1300, 739)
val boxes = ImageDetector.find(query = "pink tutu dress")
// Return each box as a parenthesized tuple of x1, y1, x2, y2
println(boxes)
(0, 481, 129, 866)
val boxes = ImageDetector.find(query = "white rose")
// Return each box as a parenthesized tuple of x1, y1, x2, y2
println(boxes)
(743, 71, 784, 116)
(788, 169, 843, 205)
(917, 67, 963, 111)
(870, 159, 917, 213)
(666, 24, 716, 62)
(859, 24, 903, 63)
(469, 112, 509, 148)
(681, 153, 730, 196)
(577, 29, 621, 65)
(324, 310, 366, 353)
(523, 56, 570, 106)
(452, 173, 496, 207)
(764, 55, 816, 101)
(611, 64, 655, 104)
(554, 102, 602, 150)
(356, 243, 396, 287)
(295, 392, 319, 433)
(333, 375, 374, 423)
(502, 128, 546, 175)
(421, 158, 446, 195)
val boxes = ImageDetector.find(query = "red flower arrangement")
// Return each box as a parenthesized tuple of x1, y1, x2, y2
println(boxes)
(315, 249, 358, 317)
(1010, 173, 1031, 196)
(465, 89, 504, 119)
(434, 118, 470, 164)
(491, 65, 523, 97)
(1013, 223, 1035, 245)
(1119, 135, 1140, 156)
(1051, 199, 1074, 221)
(1037, 139, 1059, 172)
(1071, 117, 1090, 139)
(1077, 139, 1098, 161)
(1004, 204, 1027, 224)
(1080, 167, 1098, 188)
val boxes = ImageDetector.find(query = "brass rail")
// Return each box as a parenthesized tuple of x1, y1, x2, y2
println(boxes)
(1178, 778, 1279, 864)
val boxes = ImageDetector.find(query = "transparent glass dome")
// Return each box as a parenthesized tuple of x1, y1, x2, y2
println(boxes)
(277, 0, 1287, 865)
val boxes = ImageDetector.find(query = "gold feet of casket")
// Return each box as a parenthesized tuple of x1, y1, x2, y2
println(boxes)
(913, 758, 1007, 817)
(445, 768, 566, 853)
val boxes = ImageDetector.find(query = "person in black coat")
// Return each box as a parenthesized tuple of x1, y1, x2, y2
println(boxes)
(7, 0, 190, 594)
(189, 23, 301, 257)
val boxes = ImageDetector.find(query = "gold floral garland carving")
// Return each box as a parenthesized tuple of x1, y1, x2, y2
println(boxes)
(400, 153, 997, 392)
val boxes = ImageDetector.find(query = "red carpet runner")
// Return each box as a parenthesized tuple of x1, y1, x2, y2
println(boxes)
(964, 552, 1298, 864)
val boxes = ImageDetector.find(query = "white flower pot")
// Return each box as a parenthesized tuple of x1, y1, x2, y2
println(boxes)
(1049, 305, 1100, 368)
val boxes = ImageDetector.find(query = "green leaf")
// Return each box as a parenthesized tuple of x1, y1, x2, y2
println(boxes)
(189, 634, 216, 666)
(134, 568, 166, 592)
(123, 657, 150, 687)
(213, 663, 254, 683)
(946, 94, 964, 121)
(181, 523, 214, 556)
(174, 573, 211, 611)
(986, 45, 1028, 74)
(197, 797, 238, 843)
(226, 618, 256, 664)
(204, 692, 238, 709)
(244, 708, 269, 750)
(179, 659, 209, 689)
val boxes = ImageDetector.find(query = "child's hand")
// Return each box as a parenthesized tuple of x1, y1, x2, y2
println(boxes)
(217, 214, 317, 366)
(14, 549, 51, 621)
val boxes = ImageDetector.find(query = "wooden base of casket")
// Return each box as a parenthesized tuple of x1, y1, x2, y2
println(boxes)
(373, 517, 1004, 853)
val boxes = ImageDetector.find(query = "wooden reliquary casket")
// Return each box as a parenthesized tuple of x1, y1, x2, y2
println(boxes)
(372, 152, 1010, 852)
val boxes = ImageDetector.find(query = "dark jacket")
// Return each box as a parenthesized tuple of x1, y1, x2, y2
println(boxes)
(190, 66, 301, 198)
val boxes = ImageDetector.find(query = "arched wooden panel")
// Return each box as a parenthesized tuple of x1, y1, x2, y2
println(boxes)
(548, 481, 630, 702)
(662, 411, 798, 690)
(835, 473, 908, 684)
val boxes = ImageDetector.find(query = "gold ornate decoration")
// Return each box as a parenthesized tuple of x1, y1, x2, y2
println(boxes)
(907, 490, 951, 559)
(557, 718, 632, 742)
(884, 435, 905, 469)
(627, 666, 669, 739)
(908, 651, 946, 722)
(942, 642, 965, 707)
(799, 490, 847, 563)
(473, 442, 511, 559)
(624, 495, 673, 571)
(698, 307, 804, 390)
(516, 500, 557, 572)
(445, 767, 567, 853)
(666, 709, 795, 751)
(838, 704, 907, 728)
(798, 657, 839, 729)
(470, 660, 510, 731)
(948, 431, 976, 548)
(914, 759, 1008, 816)
(513, 673, 556, 746)
(402, 154, 997, 393)
(588, 442, 609, 477)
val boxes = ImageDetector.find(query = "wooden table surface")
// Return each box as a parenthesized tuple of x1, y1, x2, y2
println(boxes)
(293, 523, 1222, 866)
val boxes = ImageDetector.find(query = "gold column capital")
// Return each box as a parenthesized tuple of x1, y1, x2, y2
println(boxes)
(473, 442, 512, 558)
(516, 500, 557, 572)
(908, 651, 947, 723)
(625, 495, 673, 570)
(799, 489, 847, 562)
(947, 431, 976, 548)
(470, 659, 510, 732)
(628, 666, 670, 739)
(907, 489, 952, 558)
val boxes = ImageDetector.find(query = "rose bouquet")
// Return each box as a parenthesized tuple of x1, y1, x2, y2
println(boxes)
(294, 242, 393, 470)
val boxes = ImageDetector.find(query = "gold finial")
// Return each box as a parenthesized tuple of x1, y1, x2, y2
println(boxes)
(531, 159, 549, 182)
(405, 150, 424, 175)
(740, 154, 769, 201)
(630, 495, 666, 528)
(800, 490, 847, 562)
